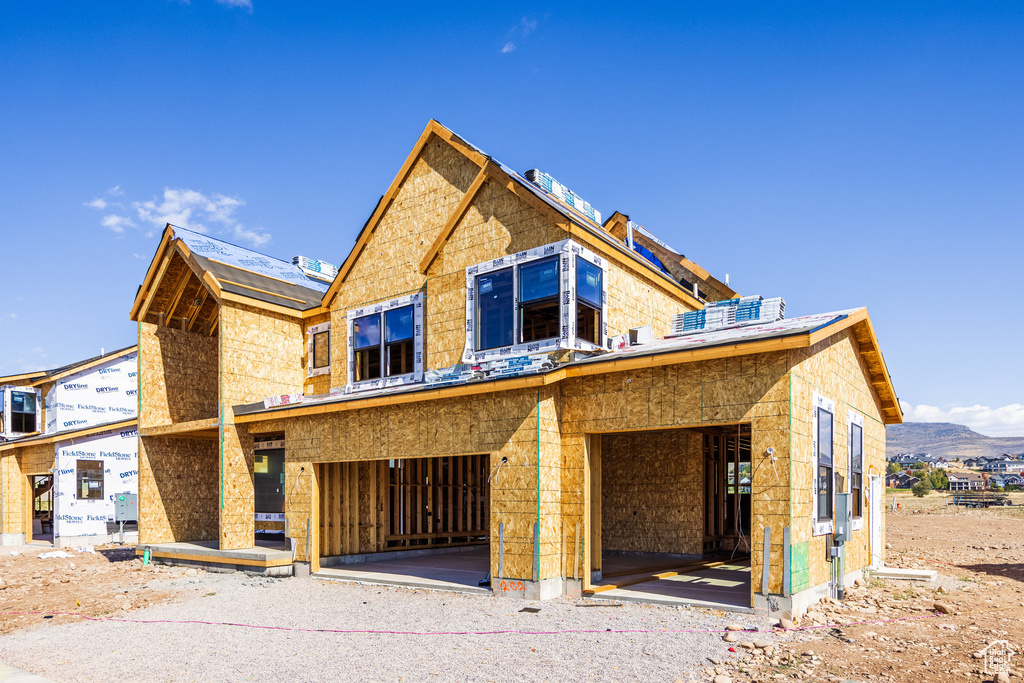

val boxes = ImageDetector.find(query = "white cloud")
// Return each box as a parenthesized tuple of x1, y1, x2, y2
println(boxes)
(86, 185, 272, 247)
(215, 0, 253, 11)
(502, 16, 539, 53)
(8, 313, 16, 319)
(101, 214, 136, 234)
(900, 402, 1024, 438)
(232, 224, 271, 247)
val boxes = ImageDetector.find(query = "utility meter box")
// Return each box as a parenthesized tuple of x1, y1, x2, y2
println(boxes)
(834, 492, 853, 542)
(114, 494, 138, 522)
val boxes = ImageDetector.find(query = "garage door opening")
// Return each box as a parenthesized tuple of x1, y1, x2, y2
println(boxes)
(586, 427, 752, 610)
(315, 455, 491, 593)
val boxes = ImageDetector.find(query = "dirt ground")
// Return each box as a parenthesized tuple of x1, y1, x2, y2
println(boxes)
(0, 544, 187, 635)
(715, 507, 1024, 682)
(1, 508, 1022, 682)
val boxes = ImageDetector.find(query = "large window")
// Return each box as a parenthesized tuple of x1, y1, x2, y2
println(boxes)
(575, 256, 603, 345)
(76, 460, 104, 500)
(850, 421, 863, 519)
(476, 269, 514, 350)
(816, 407, 833, 523)
(519, 257, 560, 344)
(346, 293, 424, 391)
(11, 391, 37, 433)
(464, 240, 607, 363)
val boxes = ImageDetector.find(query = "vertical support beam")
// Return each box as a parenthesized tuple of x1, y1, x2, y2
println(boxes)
(591, 435, 602, 572)
(761, 526, 771, 595)
(331, 463, 342, 556)
(348, 461, 359, 553)
(368, 461, 378, 550)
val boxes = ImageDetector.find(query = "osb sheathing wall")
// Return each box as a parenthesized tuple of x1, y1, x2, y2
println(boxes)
(328, 136, 481, 388)
(1, 444, 56, 537)
(219, 302, 305, 549)
(251, 349, 793, 593)
(600, 430, 704, 556)
(249, 387, 565, 581)
(788, 327, 886, 594)
(325, 134, 698, 383)
(138, 436, 218, 544)
(138, 321, 218, 428)
(559, 352, 793, 595)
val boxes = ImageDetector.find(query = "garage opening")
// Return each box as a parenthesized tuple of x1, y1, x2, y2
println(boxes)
(315, 454, 491, 593)
(587, 426, 752, 609)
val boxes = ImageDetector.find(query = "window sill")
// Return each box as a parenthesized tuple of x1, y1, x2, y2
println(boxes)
(308, 366, 330, 378)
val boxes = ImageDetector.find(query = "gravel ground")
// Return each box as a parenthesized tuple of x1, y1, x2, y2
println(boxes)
(0, 572, 775, 682)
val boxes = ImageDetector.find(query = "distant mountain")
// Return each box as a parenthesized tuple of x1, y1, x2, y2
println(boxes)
(886, 422, 1024, 460)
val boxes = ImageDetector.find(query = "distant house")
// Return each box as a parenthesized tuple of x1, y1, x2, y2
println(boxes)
(981, 460, 1024, 474)
(889, 453, 921, 465)
(886, 472, 920, 489)
(988, 473, 1024, 489)
(948, 471, 984, 491)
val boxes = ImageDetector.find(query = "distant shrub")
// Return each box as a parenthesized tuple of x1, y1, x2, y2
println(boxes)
(911, 481, 931, 498)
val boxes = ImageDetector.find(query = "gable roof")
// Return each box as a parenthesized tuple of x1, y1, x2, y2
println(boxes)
(131, 225, 330, 323)
(323, 120, 718, 309)
(1, 346, 137, 388)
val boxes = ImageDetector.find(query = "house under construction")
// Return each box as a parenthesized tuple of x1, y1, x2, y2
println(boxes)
(129, 120, 901, 614)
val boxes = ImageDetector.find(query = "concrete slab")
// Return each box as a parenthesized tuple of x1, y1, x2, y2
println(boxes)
(870, 567, 938, 581)
(138, 539, 293, 575)
(314, 546, 491, 594)
(591, 561, 753, 613)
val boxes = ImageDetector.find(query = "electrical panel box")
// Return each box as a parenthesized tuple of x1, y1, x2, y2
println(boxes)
(114, 493, 138, 522)
(834, 492, 853, 542)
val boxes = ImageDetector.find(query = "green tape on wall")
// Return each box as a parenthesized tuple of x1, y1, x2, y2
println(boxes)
(790, 540, 811, 594)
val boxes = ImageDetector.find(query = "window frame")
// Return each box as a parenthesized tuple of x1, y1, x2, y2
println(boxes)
(849, 410, 865, 529)
(346, 292, 424, 393)
(812, 392, 836, 536)
(463, 239, 607, 364)
(76, 459, 105, 501)
(306, 322, 331, 378)
(2, 386, 41, 436)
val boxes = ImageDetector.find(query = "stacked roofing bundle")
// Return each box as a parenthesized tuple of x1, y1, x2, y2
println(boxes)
(425, 354, 560, 388)
(524, 169, 602, 225)
(671, 296, 786, 337)
(292, 255, 339, 283)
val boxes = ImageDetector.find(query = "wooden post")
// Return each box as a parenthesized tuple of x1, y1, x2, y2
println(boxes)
(573, 523, 580, 581)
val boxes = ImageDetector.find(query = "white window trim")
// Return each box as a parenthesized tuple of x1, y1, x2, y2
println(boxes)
(346, 292, 424, 393)
(306, 322, 331, 378)
(1, 385, 42, 437)
(463, 239, 608, 364)
(812, 391, 835, 537)
(849, 410, 865, 530)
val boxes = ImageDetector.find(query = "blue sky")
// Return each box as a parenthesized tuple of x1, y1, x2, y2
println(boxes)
(1, 2, 1022, 435)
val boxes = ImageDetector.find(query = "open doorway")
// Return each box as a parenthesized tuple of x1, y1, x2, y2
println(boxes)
(315, 454, 491, 593)
(587, 426, 752, 610)
(30, 475, 54, 544)
(254, 436, 287, 549)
